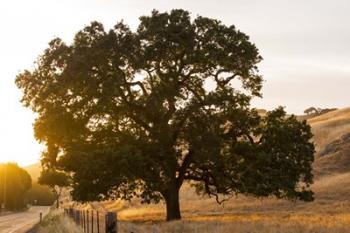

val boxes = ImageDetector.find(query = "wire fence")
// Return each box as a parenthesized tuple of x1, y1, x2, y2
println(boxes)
(65, 208, 117, 233)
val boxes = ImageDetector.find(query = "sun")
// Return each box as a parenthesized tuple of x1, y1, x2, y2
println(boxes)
(0, 88, 43, 166)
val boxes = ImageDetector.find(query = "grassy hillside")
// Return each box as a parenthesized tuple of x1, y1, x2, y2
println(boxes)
(63, 107, 350, 232)
(306, 108, 350, 177)
(308, 107, 350, 153)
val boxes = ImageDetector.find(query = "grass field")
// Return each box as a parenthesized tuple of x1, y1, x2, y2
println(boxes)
(32, 107, 350, 232)
(81, 170, 350, 232)
(33, 210, 82, 233)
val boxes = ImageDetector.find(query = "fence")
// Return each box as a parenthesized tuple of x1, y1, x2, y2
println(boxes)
(65, 208, 117, 233)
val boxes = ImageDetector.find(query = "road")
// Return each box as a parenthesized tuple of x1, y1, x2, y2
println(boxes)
(0, 206, 50, 233)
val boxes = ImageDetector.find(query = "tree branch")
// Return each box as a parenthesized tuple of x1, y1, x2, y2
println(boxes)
(245, 134, 255, 144)
(114, 83, 152, 132)
(213, 70, 239, 88)
(177, 150, 193, 186)
(126, 81, 149, 96)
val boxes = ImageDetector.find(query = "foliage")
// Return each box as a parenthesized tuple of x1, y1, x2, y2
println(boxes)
(26, 183, 55, 206)
(38, 169, 69, 208)
(304, 107, 337, 115)
(0, 163, 32, 210)
(304, 107, 318, 115)
(16, 9, 315, 220)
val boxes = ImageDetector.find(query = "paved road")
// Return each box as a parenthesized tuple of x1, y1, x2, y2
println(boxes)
(0, 206, 50, 233)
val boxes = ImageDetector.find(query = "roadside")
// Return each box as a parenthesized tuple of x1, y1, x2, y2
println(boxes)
(29, 210, 82, 233)
(0, 210, 12, 217)
(0, 206, 49, 233)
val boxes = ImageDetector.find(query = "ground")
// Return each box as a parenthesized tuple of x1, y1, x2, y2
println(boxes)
(29, 107, 350, 232)
(0, 206, 49, 233)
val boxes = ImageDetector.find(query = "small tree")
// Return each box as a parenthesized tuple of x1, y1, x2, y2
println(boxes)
(26, 183, 55, 206)
(16, 9, 315, 221)
(38, 169, 69, 208)
(304, 107, 318, 115)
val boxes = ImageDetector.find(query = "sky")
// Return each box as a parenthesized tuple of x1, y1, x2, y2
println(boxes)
(0, 0, 349, 166)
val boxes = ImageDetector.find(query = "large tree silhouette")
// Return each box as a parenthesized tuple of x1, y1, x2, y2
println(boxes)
(16, 9, 314, 221)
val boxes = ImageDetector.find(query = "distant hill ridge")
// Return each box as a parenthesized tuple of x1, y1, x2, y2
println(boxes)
(305, 107, 350, 177)
(308, 107, 350, 153)
(24, 163, 42, 182)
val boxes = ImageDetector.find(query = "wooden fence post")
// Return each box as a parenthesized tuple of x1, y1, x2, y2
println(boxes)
(83, 210, 86, 233)
(91, 210, 94, 233)
(75, 210, 78, 224)
(64, 208, 118, 233)
(87, 210, 90, 233)
(80, 210, 83, 228)
(97, 211, 100, 233)
(105, 212, 117, 233)
(78, 210, 81, 226)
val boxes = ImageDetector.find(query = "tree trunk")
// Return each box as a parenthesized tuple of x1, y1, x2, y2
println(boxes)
(164, 187, 181, 221)
(53, 187, 61, 209)
(56, 196, 59, 209)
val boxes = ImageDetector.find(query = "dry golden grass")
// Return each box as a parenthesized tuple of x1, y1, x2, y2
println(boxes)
(308, 108, 350, 125)
(96, 104, 350, 231)
(118, 220, 350, 233)
(307, 107, 350, 177)
(55, 107, 350, 232)
(308, 107, 350, 152)
(313, 147, 350, 177)
(35, 210, 83, 233)
(81, 169, 350, 232)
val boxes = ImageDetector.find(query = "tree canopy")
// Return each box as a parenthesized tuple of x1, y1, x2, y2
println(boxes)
(304, 107, 337, 116)
(26, 183, 55, 206)
(16, 9, 315, 220)
(0, 163, 32, 211)
(38, 169, 69, 208)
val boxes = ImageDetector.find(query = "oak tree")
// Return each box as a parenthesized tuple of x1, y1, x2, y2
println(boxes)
(16, 9, 315, 221)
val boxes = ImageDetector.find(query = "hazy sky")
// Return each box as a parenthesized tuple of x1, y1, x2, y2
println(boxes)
(0, 0, 349, 166)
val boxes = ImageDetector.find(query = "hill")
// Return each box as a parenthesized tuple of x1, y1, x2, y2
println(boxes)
(308, 107, 350, 153)
(24, 163, 42, 182)
(306, 107, 350, 177)
(61, 107, 350, 231)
